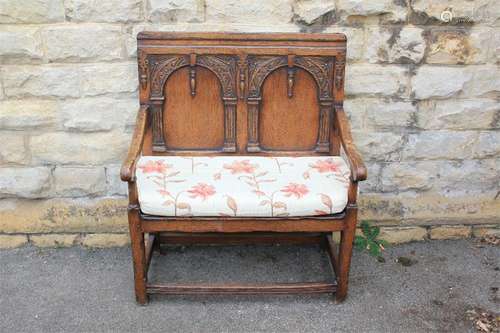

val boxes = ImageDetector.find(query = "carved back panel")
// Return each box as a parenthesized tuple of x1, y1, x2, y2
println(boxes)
(137, 32, 346, 155)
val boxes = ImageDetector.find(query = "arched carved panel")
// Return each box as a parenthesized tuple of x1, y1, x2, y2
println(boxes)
(246, 55, 335, 153)
(163, 67, 225, 150)
(294, 56, 334, 101)
(260, 68, 320, 150)
(147, 54, 238, 152)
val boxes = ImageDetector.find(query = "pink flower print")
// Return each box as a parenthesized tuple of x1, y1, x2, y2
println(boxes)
(188, 183, 216, 200)
(223, 160, 257, 174)
(138, 160, 170, 174)
(310, 158, 342, 173)
(281, 183, 309, 199)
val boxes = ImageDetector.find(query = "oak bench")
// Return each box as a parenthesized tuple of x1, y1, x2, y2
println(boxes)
(121, 32, 367, 304)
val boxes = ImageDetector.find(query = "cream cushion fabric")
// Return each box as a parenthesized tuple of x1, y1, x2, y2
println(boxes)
(135, 156, 351, 217)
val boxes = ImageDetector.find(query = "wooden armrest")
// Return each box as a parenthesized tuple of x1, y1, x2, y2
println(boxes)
(334, 106, 367, 182)
(120, 105, 149, 182)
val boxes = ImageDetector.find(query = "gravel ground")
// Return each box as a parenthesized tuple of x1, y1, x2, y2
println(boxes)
(1, 239, 498, 332)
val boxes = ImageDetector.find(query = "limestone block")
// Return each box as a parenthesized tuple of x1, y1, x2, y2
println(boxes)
(403, 131, 478, 160)
(379, 227, 428, 244)
(292, 0, 335, 25)
(0, 198, 128, 233)
(59, 97, 138, 132)
(346, 64, 408, 97)
(0, 0, 65, 23)
(148, 0, 204, 23)
(365, 26, 425, 64)
(65, 0, 143, 23)
(0, 132, 26, 164)
(0, 167, 51, 198)
(411, 66, 471, 99)
(0, 100, 57, 129)
(430, 225, 471, 239)
(41, 24, 123, 62)
(205, 0, 294, 25)
(417, 99, 499, 130)
(0, 26, 43, 63)
(53, 167, 106, 197)
(31, 131, 130, 165)
(0, 234, 28, 249)
(81, 233, 130, 247)
(30, 234, 79, 247)
(352, 131, 404, 161)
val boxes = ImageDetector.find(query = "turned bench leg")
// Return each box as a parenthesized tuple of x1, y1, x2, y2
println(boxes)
(128, 206, 148, 305)
(336, 205, 357, 303)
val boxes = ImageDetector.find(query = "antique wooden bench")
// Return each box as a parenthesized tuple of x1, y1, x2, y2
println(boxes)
(121, 32, 367, 304)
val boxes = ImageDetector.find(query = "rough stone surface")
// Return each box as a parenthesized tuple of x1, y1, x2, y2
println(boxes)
(364, 99, 416, 128)
(475, 131, 500, 158)
(0, 100, 57, 129)
(412, 66, 471, 99)
(31, 131, 130, 165)
(379, 226, 428, 244)
(426, 28, 492, 64)
(205, 0, 294, 25)
(325, 26, 364, 61)
(0, 132, 27, 164)
(417, 99, 499, 130)
(29, 234, 79, 247)
(0, 198, 128, 234)
(337, 0, 407, 22)
(472, 225, 500, 238)
(366, 26, 425, 64)
(2, 65, 81, 98)
(353, 131, 404, 161)
(53, 167, 106, 197)
(403, 131, 478, 160)
(0, 234, 28, 249)
(380, 162, 436, 192)
(0, 167, 51, 199)
(292, 0, 335, 25)
(79, 63, 138, 96)
(148, 0, 204, 23)
(0, 26, 43, 63)
(360, 192, 499, 224)
(65, 0, 144, 23)
(81, 233, 130, 247)
(105, 164, 128, 196)
(463, 65, 500, 98)
(430, 226, 472, 240)
(346, 64, 408, 97)
(41, 24, 124, 62)
(0, 0, 65, 23)
(59, 97, 138, 132)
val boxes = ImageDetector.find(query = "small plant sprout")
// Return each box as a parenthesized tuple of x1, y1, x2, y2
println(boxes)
(354, 221, 389, 262)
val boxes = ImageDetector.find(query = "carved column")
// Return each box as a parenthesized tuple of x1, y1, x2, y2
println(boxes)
(150, 97, 166, 151)
(223, 98, 237, 152)
(317, 100, 333, 153)
(294, 56, 335, 153)
(247, 98, 261, 152)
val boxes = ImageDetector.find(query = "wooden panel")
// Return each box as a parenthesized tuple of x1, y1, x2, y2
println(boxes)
(163, 66, 225, 149)
(259, 68, 320, 150)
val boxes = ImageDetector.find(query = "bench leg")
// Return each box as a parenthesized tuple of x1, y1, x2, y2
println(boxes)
(128, 207, 148, 305)
(336, 205, 357, 303)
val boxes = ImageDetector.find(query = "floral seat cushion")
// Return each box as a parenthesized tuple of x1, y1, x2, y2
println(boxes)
(135, 156, 351, 217)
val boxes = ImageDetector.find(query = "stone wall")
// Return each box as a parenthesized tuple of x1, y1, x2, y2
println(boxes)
(0, 0, 499, 248)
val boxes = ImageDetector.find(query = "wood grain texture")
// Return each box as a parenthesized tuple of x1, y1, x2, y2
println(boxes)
(146, 282, 336, 295)
(259, 68, 319, 150)
(120, 105, 148, 182)
(163, 66, 225, 150)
